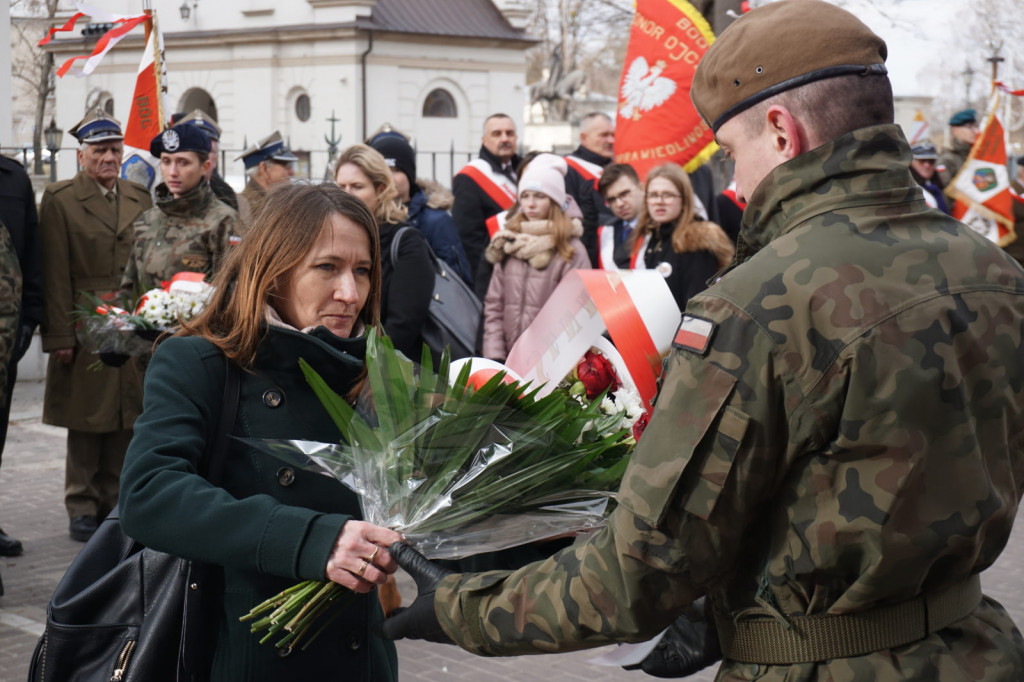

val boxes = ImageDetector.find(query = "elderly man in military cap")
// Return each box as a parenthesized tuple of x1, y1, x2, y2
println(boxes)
(236, 131, 297, 229)
(379, 1, 1024, 679)
(908, 141, 949, 214)
(121, 123, 238, 298)
(39, 110, 152, 542)
(173, 109, 238, 211)
(936, 109, 980, 186)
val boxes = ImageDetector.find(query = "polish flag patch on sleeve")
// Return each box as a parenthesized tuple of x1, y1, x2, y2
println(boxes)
(673, 314, 716, 355)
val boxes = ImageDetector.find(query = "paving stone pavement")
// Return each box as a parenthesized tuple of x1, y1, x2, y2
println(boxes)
(0, 378, 1022, 681)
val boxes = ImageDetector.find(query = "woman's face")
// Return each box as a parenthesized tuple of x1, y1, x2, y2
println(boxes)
(519, 189, 552, 221)
(276, 213, 373, 338)
(646, 176, 683, 224)
(335, 163, 380, 214)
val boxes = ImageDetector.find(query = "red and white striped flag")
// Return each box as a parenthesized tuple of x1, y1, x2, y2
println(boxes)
(120, 13, 167, 190)
(39, 2, 148, 77)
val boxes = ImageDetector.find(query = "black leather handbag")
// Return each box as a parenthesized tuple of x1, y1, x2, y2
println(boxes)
(27, 359, 240, 682)
(390, 226, 483, 360)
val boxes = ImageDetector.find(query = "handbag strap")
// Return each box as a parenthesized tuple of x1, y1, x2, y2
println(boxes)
(389, 225, 411, 267)
(199, 357, 241, 486)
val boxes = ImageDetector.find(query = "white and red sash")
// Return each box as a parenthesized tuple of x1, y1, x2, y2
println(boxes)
(457, 159, 517, 210)
(596, 224, 618, 270)
(629, 233, 652, 269)
(486, 210, 509, 238)
(565, 155, 605, 190)
(721, 181, 745, 212)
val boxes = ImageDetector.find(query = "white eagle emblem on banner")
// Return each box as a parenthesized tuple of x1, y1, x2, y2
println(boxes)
(619, 57, 677, 121)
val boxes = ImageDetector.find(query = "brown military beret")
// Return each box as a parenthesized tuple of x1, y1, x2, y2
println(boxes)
(691, 0, 888, 133)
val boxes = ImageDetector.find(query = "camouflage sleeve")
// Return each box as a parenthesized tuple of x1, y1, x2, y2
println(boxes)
(0, 225, 23, 407)
(434, 295, 806, 655)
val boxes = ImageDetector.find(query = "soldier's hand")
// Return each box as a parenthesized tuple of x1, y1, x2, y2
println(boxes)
(376, 542, 454, 644)
(13, 324, 34, 362)
(52, 348, 74, 364)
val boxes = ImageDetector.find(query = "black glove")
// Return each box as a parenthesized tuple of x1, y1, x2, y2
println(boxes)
(375, 542, 454, 644)
(13, 324, 34, 363)
(624, 597, 722, 678)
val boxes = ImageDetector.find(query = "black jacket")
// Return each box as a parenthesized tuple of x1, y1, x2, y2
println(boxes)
(0, 156, 42, 330)
(452, 146, 520, 271)
(564, 145, 613, 265)
(210, 170, 238, 210)
(644, 222, 723, 311)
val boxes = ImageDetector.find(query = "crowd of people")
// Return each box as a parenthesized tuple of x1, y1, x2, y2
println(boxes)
(1, 0, 1024, 676)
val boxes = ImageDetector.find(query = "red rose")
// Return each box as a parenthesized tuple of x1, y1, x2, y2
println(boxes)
(632, 411, 650, 441)
(574, 349, 620, 400)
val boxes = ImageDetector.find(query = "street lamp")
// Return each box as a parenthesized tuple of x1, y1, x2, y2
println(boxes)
(179, 0, 198, 21)
(961, 63, 976, 108)
(324, 110, 341, 180)
(44, 118, 62, 183)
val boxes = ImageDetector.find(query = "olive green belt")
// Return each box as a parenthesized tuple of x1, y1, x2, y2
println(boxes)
(716, 575, 982, 665)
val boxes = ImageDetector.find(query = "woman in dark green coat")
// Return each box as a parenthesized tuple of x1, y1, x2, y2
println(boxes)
(120, 183, 402, 680)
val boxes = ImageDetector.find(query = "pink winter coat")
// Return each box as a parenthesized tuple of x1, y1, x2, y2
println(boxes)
(482, 236, 591, 361)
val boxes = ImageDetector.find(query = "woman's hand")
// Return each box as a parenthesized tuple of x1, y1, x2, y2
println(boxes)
(325, 520, 403, 593)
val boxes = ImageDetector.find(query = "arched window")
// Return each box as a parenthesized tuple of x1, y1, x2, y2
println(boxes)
(295, 93, 311, 122)
(422, 89, 457, 118)
(177, 88, 218, 122)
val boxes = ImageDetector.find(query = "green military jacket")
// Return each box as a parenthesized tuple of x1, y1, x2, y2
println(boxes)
(120, 327, 397, 681)
(434, 125, 1024, 680)
(0, 223, 21, 410)
(237, 178, 266, 236)
(120, 179, 237, 297)
(937, 136, 972, 188)
(39, 171, 152, 431)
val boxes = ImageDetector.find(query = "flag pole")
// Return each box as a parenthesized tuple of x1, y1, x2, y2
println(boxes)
(147, 7, 166, 131)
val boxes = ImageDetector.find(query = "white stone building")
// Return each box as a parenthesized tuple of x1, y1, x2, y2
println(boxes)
(40, 0, 535, 186)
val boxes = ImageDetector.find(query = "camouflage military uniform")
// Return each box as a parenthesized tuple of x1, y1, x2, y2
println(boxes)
(121, 179, 237, 296)
(0, 224, 21, 410)
(432, 125, 1024, 680)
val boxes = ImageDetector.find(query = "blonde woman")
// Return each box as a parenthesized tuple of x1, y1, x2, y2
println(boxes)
(630, 163, 734, 310)
(335, 144, 435, 361)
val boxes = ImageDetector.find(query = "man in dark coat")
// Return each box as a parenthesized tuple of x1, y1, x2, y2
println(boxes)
(451, 113, 521, 275)
(565, 112, 616, 264)
(0, 152, 32, 555)
(39, 110, 152, 542)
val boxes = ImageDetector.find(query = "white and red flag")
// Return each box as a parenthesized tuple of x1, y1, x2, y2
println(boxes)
(947, 94, 1015, 246)
(40, 2, 167, 190)
(613, 0, 717, 180)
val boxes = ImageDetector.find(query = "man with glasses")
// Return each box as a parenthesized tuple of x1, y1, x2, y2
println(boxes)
(237, 131, 298, 230)
(936, 109, 979, 187)
(908, 142, 949, 214)
(595, 163, 643, 269)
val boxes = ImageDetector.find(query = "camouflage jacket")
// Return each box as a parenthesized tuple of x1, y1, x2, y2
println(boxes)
(937, 136, 972, 188)
(0, 223, 21, 409)
(120, 179, 237, 297)
(434, 125, 1024, 680)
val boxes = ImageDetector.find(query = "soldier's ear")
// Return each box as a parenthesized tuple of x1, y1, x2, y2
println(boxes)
(764, 105, 804, 161)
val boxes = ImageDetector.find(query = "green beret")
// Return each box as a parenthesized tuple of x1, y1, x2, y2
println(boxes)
(948, 109, 977, 127)
(691, 0, 888, 133)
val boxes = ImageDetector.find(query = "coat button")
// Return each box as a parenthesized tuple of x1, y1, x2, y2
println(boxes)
(262, 389, 283, 408)
(349, 633, 361, 650)
(277, 467, 295, 487)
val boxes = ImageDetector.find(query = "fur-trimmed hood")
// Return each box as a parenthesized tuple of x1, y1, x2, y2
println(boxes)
(670, 220, 735, 268)
(416, 179, 453, 212)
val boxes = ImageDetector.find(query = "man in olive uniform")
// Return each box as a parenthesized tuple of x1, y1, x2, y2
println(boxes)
(236, 131, 297, 229)
(381, 1, 1024, 679)
(39, 111, 152, 542)
(172, 109, 238, 211)
(936, 109, 979, 187)
(120, 124, 238, 298)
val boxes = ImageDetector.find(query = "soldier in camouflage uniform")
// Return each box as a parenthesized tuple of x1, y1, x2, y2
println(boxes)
(120, 124, 238, 298)
(0, 224, 21, 413)
(380, 1, 1024, 679)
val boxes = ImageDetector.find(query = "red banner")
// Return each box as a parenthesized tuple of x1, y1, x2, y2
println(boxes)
(948, 97, 1015, 246)
(613, 0, 717, 180)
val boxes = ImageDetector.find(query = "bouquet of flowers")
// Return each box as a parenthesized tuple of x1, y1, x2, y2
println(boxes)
(75, 274, 213, 365)
(241, 331, 643, 652)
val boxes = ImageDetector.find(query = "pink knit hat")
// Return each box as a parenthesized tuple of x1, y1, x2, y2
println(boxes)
(518, 153, 580, 216)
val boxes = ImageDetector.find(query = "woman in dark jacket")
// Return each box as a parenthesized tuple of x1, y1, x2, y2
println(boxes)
(119, 184, 402, 681)
(630, 163, 734, 311)
(335, 144, 435, 362)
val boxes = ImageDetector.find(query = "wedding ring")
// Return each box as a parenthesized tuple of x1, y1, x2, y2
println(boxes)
(368, 546, 380, 563)
(356, 559, 369, 577)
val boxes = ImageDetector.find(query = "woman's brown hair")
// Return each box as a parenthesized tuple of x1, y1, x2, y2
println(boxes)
(333, 144, 408, 226)
(179, 182, 382, 367)
(632, 163, 699, 254)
